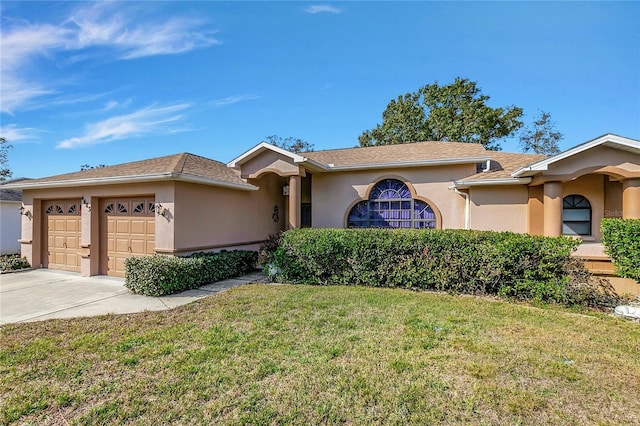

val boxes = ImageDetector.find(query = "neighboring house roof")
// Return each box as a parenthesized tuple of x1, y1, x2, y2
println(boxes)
(0, 188, 22, 202)
(0, 178, 31, 202)
(512, 133, 640, 177)
(4, 153, 257, 191)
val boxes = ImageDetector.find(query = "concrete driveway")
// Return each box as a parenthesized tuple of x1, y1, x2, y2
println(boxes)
(0, 269, 265, 324)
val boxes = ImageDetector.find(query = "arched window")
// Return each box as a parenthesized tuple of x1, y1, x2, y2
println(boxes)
(562, 194, 591, 236)
(347, 179, 437, 229)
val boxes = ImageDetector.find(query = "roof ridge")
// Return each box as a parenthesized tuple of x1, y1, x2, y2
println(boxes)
(181, 152, 227, 167)
(304, 140, 486, 155)
(170, 152, 190, 174)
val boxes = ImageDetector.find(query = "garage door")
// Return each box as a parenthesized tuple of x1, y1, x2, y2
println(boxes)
(43, 200, 81, 272)
(101, 198, 155, 277)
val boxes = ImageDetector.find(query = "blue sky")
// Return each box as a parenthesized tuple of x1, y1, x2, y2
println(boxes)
(1, 1, 639, 179)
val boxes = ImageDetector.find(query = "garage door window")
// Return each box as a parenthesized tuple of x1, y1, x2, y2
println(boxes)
(104, 201, 155, 216)
(46, 202, 78, 216)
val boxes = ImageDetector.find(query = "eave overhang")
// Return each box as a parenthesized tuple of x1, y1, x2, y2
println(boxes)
(450, 177, 532, 190)
(227, 142, 306, 168)
(512, 133, 640, 178)
(4, 173, 259, 192)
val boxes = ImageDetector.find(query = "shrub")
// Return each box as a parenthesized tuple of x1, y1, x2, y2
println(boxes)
(0, 254, 30, 272)
(270, 228, 605, 305)
(601, 218, 640, 282)
(258, 232, 282, 265)
(125, 250, 258, 296)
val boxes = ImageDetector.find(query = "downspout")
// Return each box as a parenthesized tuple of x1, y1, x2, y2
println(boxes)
(452, 187, 470, 230)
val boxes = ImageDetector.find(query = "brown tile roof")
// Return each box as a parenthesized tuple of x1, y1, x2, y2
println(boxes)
(303, 141, 489, 167)
(19, 153, 252, 188)
(459, 152, 548, 181)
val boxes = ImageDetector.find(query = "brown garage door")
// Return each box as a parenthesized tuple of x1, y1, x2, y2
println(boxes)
(100, 198, 155, 277)
(43, 200, 81, 272)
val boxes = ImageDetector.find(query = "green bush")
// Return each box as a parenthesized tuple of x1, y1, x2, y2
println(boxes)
(258, 232, 282, 265)
(0, 254, 30, 272)
(125, 250, 258, 296)
(271, 228, 594, 305)
(601, 218, 640, 282)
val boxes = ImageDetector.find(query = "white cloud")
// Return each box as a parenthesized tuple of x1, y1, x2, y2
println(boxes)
(0, 3, 220, 113)
(57, 103, 191, 148)
(0, 124, 40, 142)
(104, 100, 119, 111)
(103, 98, 131, 111)
(305, 5, 342, 14)
(67, 3, 221, 60)
(211, 94, 260, 106)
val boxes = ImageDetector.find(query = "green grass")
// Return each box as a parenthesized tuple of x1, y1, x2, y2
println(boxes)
(2, 284, 639, 425)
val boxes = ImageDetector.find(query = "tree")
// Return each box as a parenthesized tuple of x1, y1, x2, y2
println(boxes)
(358, 92, 430, 147)
(0, 137, 12, 181)
(519, 111, 563, 155)
(359, 77, 524, 150)
(80, 164, 107, 171)
(264, 135, 314, 153)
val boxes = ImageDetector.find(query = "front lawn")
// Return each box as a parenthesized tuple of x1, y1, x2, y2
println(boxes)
(1, 284, 639, 425)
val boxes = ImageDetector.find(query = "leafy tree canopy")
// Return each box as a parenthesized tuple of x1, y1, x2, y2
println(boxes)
(264, 135, 314, 153)
(80, 164, 107, 171)
(519, 111, 563, 155)
(359, 77, 524, 150)
(0, 137, 12, 181)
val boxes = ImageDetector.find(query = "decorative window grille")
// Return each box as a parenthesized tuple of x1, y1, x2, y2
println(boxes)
(104, 204, 114, 214)
(562, 194, 591, 236)
(347, 179, 437, 229)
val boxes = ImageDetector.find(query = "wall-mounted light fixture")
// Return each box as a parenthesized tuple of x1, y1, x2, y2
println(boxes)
(155, 203, 168, 217)
(81, 196, 91, 211)
(283, 185, 290, 196)
(18, 204, 32, 220)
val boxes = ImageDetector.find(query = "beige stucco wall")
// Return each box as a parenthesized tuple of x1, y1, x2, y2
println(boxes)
(604, 177, 623, 219)
(527, 186, 544, 235)
(311, 164, 475, 229)
(544, 146, 640, 179)
(562, 174, 605, 240)
(238, 150, 302, 179)
(172, 174, 284, 252)
(469, 186, 529, 233)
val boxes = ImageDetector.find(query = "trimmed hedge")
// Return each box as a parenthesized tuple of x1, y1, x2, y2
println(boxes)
(0, 254, 30, 272)
(271, 228, 596, 304)
(125, 250, 258, 296)
(601, 218, 640, 282)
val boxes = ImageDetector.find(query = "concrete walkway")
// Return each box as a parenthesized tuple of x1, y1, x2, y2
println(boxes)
(0, 269, 266, 324)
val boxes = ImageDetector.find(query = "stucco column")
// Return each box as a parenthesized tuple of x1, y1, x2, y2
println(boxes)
(543, 181, 563, 237)
(622, 178, 640, 219)
(80, 198, 93, 276)
(288, 175, 301, 229)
